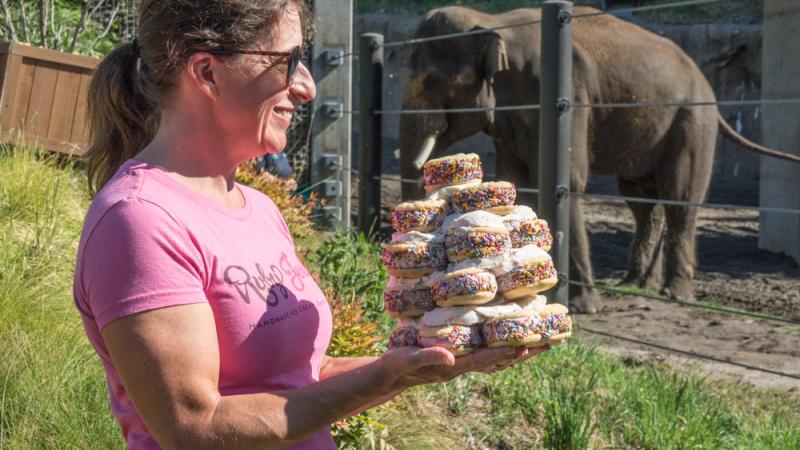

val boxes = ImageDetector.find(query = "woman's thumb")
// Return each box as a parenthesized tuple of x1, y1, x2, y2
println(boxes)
(409, 347, 455, 368)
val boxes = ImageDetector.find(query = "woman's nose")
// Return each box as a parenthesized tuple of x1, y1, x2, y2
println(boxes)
(290, 62, 316, 103)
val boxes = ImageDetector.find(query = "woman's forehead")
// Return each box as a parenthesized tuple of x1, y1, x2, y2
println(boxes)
(256, 5, 304, 51)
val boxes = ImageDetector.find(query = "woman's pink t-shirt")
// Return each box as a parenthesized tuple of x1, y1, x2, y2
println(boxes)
(73, 160, 335, 449)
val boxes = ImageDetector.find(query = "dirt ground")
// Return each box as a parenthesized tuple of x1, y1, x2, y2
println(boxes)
(364, 174, 800, 394)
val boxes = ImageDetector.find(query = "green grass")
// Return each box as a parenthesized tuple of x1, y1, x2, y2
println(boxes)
(1, 148, 798, 449)
(0, 146, 122, 448)
(373, 340, 800, 449)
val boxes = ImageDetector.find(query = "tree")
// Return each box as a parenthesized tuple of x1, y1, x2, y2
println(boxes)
(0, 0, 124, 56)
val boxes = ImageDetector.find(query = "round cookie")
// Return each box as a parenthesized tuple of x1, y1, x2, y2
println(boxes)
(418, 324, 483, 356)
(540, 303, 572, 345)
(381, 242, 446, 277)
(450, 181, 517, 215)
(428, 268, 498, 308)
(384, 276, 436, 317)
(419, 306, 484, 356)
(482, 310, 547, 348)
(388, 318, 422, 349)
(445, 226, 511, 263)
(422, 153, 483, 191)
(493, 245, 558, 299)
(391, 199, 450, 233)
(502, 206, 553, 251)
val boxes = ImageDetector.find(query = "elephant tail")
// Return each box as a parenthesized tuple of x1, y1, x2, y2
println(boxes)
(718, 113, 800, 163)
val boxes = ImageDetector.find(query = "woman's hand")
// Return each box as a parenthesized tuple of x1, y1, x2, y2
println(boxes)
(376, 344, 549, 391)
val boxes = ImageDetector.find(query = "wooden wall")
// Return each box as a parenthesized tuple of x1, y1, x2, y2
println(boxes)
(0, 42, 98, 156)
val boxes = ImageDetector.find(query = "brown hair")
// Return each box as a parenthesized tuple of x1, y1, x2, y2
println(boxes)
(84, 0, 309, 194)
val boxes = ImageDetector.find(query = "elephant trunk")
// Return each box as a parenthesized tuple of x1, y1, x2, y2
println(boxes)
(398, 112, 446, 200)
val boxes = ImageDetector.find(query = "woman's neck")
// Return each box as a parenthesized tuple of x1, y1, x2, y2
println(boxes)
(134, 116, 246, 210)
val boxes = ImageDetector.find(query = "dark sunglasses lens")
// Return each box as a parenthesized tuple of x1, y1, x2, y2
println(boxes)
(287, 47, 301, 83)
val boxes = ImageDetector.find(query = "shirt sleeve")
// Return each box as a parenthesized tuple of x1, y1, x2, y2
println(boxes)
(79, 198, 208, 330)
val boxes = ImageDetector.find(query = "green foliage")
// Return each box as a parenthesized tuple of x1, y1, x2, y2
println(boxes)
(308, 231, 387, 323)
(376, 340, 800, 449)
(0, 145, 121, 448)
(331, 412, 392, 450)
(0, 0, 124, 58)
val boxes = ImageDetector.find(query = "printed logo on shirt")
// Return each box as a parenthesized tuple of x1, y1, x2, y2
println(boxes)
(222, 251, 314, 307)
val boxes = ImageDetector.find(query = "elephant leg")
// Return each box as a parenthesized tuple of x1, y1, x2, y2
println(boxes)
(568, 194, 600, 313)
(495, 140, 535, 205)
(655, 110, 716, 301)
(617, 177, 665, 290)
(565, 101, 600, 314)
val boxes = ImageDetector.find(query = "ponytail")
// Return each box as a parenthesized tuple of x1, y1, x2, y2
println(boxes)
(84, 42, 157, 195)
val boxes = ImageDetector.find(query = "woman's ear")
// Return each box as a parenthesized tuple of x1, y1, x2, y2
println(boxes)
(185, 52, 220, 101)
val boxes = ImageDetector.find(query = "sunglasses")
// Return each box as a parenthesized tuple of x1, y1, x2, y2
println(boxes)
(210, 46, 303, 86)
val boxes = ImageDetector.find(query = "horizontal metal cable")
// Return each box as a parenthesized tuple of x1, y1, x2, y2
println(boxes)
(577, 325, 800, 381)
(374, 104, 541, 115)
(381, 18, 543, 49)
(572, 191, 800, 216)
(572, 0, 727, 19)
(568, 280, 800, 326)
(517, 186, 540, 194)
(372, 174, 423, 185)
(296, 174, 336, 196)
(572, 98, 800, 109)
(379, 0, 726, 49)
(366, 98, 800, 117)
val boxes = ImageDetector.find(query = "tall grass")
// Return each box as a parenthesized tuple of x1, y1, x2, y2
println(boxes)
(0, 146, 121, 448)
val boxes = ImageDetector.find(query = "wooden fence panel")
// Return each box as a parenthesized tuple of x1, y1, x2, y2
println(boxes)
(48, 67, 83, 143)
(70, 73, 91, 145)
(0, 42, 98, 155)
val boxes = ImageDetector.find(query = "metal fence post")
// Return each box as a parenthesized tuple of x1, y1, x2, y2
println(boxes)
(538, 1, 573, 307)
(358, 33, 384, 236)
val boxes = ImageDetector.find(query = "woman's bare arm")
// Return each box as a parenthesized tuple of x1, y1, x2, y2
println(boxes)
(102, 302, 533, 450)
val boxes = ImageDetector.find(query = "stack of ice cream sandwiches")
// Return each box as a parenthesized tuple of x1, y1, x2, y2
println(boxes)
(381, 153, 573, 356)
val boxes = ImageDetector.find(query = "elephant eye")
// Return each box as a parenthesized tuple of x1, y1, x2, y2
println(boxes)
(423, 74, 445, 92)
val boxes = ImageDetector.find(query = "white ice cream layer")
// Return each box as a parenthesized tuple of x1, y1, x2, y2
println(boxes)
(425, 178, 482, 201)
(421, 306, 483, 326)
(390, 230, 445, 244)
(447, 253, 509, 274)
(518, 295, 548, 313)
(492, 244, 552, 275)
(386, 275, 429, 291)
(441, 210, 505, 233)
(502, 205, 538, 225)
(473, 303, 522, 320)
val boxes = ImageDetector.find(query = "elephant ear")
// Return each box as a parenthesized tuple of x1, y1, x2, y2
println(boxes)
(481, 29, 509, 86)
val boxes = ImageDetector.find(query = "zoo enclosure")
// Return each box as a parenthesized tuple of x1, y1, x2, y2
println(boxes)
(350, 0, 800, 381)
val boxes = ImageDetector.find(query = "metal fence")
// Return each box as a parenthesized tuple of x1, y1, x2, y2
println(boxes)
(352, 0, 800, 381)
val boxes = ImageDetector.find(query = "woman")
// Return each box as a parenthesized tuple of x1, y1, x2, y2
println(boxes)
(73, 1, 548, 449)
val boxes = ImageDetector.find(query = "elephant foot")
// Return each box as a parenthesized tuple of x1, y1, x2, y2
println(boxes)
(661, 277, 695, 301)
(569, 292, 601, 315)
(619, 272, 662, 292)
(619, 272, 642, 287)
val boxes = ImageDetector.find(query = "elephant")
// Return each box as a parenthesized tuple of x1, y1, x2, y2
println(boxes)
(398, 6, 800, 313)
